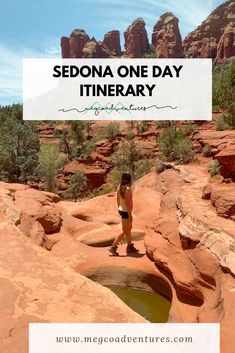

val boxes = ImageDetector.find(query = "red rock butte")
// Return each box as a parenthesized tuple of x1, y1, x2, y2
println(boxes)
(152, 12, 183, 58)
(61, 0, 235, 64)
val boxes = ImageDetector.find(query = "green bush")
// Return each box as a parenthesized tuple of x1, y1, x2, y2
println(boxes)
(54, 128, 73, 161)
(155, 121, 175, 128)
(133, 159, 151, 181)
(111, 140, 153, 185)
(137, 121, 149, 133)
(69, 121, 85, 147)
(158, 127, 195, 164)
(216, 116, 230, 131)
(66, 171, 87, 201)
(38, 144, 65, 192)
(203, 144, 212, 157)
(213, 59, 235, 125)
(0, 104, 40, 183)
(105, 122, 120, 140)
(81, 140, 95, 158)
(126, 129, 135, 140)
(209, 160, 220, 177)
(173, 139, 195, 164)
(110, 169, 123, 187)
(182, 123, 198, 136)
(224, 111, 235, 129)
(111, 140, 140, 174)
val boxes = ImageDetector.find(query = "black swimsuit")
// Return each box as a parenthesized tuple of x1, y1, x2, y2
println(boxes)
(118, 210, 129, 219)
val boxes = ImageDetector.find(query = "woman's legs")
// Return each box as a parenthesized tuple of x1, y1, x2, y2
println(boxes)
(109, 217, 131, 248)
(122, 218, 132, 245)
(112, 231, 125, 247)
(109, 215, 138, 254)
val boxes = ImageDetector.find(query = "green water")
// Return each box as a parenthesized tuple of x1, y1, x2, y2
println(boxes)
(107, 286, 170, 323)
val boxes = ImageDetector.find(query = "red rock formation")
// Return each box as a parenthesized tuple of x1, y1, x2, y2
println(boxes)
(0, 183, 62, 246)
(216, 145, 235, 179)
(1, 169, 235, 353)
(0, 220, 144, 353)
(145, 165, 235, 352)
(82, 40, 111, 58)
(183, 0, 235, 63)
(152, 12, 183, 58)
(103, 30, 121, 56)
(124, 18, 149, 58)
(61, 29, 119, 59)
(62, 160, 108, 190)
(68, 29, 90, 58)
(210, 183, 235, 220)
(215, 22, 235, 65)
(192, 129, 235, 156)
(60, 36, 70, 58)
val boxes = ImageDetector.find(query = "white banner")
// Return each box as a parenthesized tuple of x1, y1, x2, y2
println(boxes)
(23, 58, 212, 121)
(29, 323, 219, 353)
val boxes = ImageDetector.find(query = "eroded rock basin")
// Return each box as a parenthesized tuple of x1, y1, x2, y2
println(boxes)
(80, 263, 173, 323)
(106, 285, 170, 323)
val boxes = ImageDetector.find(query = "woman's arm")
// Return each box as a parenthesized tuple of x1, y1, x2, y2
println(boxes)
(117, 187, 120, 207)
(125, 187, 133, 217)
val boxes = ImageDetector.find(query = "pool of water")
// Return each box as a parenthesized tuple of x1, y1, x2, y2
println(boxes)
(107, 285, 170, 323)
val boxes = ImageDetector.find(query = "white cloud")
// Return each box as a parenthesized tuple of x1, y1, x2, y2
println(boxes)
(86, 0, 224, 36)
(0, 0, 224, 105)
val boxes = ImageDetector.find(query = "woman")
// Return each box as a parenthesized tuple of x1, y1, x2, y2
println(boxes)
(108, 172, 139, 256)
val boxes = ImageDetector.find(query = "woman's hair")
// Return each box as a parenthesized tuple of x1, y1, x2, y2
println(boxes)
(119, 172, 132, 198)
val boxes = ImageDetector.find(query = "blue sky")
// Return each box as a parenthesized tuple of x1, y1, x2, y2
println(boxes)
(0, 0, 224, 105)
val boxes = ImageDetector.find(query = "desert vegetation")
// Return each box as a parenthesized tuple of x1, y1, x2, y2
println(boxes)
(0, 59, 234, 199)
(213, 58, 235, 130)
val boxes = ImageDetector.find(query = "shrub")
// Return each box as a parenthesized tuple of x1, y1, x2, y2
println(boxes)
(182, 123, 198, 136)
(91, 134, 105, 143)
(126, 129, 135, 140)
(155, 161, 166, 174)
(81, 140, 95, 158)
(216, 116, 230, 131)
(0, 104, 40, 183)
(111, 140, 141, 174)
(155, 121, 175, 128)
(105, 122, 120, 140)
(137, 121, 149, 133)
(54, 128, 73, 161)
(126, 121, 136, 129)
(213, 58, 235, 125)
(134, 159, 151, 181)
(84, 121, 93, 137)
(173, 139, 195, 164)
(203, 144, 212, 157)
(66, 171, 87, 201)
(69, 121, 85, 147)
(224, 111, 235, 129)
(110, 169, 123, 187)
(38, 144, 65, 192)
(209, 160, 220, 177)
(158, 127, 195, 164)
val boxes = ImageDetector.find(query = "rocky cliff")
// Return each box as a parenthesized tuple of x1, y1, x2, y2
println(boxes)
(61, 0, 235, 64)
(152, 12, 182, 58)
(0, 181, 147, 353)
(124, 18, 149, 58)
(183, 0, 235, 63)
(61, 28, 121, 58)
(145, 165, 235, 353)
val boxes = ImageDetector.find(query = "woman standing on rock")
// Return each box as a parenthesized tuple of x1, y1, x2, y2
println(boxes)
(108, 172, 139, 256)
